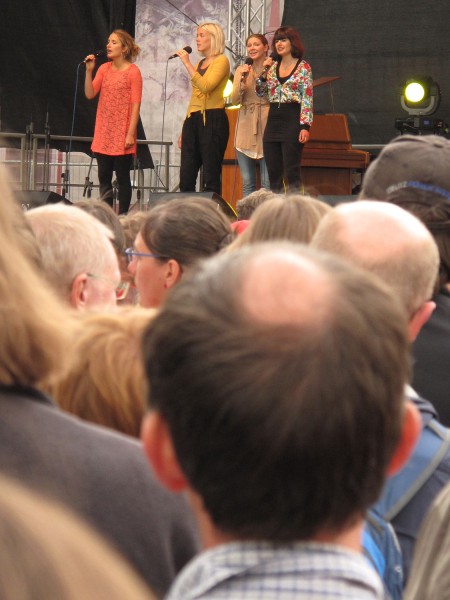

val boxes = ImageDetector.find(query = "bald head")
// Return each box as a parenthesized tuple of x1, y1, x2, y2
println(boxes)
(143, 242, 411, 542)
(312, 201, 439, 317)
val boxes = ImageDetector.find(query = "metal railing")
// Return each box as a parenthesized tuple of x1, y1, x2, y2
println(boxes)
(0, 131, 173, 209)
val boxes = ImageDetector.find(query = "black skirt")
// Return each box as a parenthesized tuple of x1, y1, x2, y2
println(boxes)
(264, 102, 301, 142)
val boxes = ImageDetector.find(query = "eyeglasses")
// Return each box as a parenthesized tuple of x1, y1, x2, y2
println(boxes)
(124, 248, 169, 264)
(86, 273, 130, 301)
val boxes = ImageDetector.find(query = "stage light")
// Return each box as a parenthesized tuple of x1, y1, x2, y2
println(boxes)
(400, 76, 441, 116)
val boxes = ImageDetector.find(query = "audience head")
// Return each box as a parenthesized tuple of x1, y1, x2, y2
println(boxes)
(359, 135, 450, 295)
(236, 188, 276, 220)
(26, 204, 121, 309)
(129, 197, 233, 308)
(0, 474, 155, 600)
(76, 199, 126, 255)
(142, 243, 419, 543)
(312, 201, 439, 330)
(49, 307, 154, 438)
(231, 194, 331, 249)
(0, 166, 72, 388)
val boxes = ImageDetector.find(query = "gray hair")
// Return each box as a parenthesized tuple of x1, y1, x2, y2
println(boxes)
(26, 204, 117, 301)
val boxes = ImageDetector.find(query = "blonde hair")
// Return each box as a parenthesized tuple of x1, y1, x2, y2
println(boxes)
(0, 474, 155, 600)
(198, 22, 226, 56)
(0, 166, 74, 388)
(230, 194, 332, 250)
(49, 307, 155, 437)
(112, 29, 140, 62)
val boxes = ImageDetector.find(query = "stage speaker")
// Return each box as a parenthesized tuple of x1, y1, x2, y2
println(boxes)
(148, 192, 237, 219)
(15, 190, 70, 211)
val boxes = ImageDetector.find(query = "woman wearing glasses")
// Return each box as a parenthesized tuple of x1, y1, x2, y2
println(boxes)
(261, 26, 313, 193)
(126, 197, 233, 308)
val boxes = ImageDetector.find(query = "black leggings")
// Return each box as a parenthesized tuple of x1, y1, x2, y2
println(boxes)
(96, 153, 133, 214)
(263, 139, 305, 193)
(179, 109, 229, 196)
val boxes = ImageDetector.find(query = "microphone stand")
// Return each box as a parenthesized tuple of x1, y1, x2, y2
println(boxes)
(61, 144, 70, 199)
(83, 155, 94, 198)
(42, 107, 51, 192)
(25, 119, 34, 190)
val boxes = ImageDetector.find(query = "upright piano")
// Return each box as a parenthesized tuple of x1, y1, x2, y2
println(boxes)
(301, 112, 370, 196)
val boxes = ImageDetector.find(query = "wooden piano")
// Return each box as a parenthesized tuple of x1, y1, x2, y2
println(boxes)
(301, 112, 370, 195)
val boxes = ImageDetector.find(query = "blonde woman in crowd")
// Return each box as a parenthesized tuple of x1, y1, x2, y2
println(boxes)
(49, 307, 154, 438)
(229, 194, 331, 250)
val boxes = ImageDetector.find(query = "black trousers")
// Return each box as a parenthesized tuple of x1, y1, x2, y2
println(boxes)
(179, 109, 229, 196)
(263, 139, 305, 193)
(96, 153, 133, 214)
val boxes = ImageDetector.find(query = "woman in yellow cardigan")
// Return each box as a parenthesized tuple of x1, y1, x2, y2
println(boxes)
(175, 22, 230, 196)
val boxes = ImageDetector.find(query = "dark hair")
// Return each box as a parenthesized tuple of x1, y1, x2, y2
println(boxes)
(140, 197, 233, 269)
(143, 243, 409, 541)
(76, 200, 126, 254)
(272, 26, 305, 59)
(386, 190, 450, 292)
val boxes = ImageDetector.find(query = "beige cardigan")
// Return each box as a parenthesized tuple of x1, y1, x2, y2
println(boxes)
(231, 65, 270, 159)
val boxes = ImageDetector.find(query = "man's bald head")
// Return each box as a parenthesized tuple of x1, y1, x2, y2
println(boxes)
(142, 242, 411, 542)
(312, 201, 439, 317)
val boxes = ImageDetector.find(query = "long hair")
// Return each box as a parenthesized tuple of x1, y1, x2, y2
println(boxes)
(0, 166, 74, 388)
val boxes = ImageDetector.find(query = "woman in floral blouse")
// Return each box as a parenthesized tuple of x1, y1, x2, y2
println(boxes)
(261, 26, 313, 193)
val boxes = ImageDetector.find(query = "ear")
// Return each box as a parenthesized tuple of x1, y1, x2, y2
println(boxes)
(164, 259, 183, 290)
(141, 412, 187, 492)
(386, 400, 422, 476)
(408, 300, 436, 341)
(70, 273, 89, 309)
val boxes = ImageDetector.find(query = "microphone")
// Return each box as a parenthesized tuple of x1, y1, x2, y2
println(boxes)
(258, 52, 278, 82)
(169, 46, 192, 60)
(240, 57, 254, 82)
(84, 50, 106, 63)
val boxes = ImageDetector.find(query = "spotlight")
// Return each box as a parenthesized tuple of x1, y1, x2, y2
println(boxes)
(400, 76, 441, 116)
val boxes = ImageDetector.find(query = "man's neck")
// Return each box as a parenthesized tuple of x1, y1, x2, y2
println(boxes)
(187, 490, 364, 553)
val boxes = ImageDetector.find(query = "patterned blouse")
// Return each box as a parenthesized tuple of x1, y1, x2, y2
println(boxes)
(264, 59, 313, 127)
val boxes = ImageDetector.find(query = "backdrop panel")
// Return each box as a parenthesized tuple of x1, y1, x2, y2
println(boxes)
(283, 1, 450, 144)
(0, 0, 152, 164)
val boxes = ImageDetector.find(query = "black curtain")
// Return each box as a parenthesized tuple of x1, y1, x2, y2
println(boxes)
(282, 1, 450, 144)
(0, 0, 151, 166)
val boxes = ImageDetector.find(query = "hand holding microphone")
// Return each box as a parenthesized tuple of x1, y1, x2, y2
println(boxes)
(259, 52, 278, 82)
(240, 57, 254, 83)
(82, 50, 106, 69)
(169, 46, 193, 61)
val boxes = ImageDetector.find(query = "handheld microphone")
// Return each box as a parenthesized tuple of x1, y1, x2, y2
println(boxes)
(84, 50, 106, 63)
(169, 46, 193, 60)
(258, 52, 278, 82)
(240, 57, 254, 82)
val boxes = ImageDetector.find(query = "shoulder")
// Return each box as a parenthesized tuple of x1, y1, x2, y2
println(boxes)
(299, 60, 312, 72)
(129, 63, 141, 74)
(213, 54, 230, 67)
